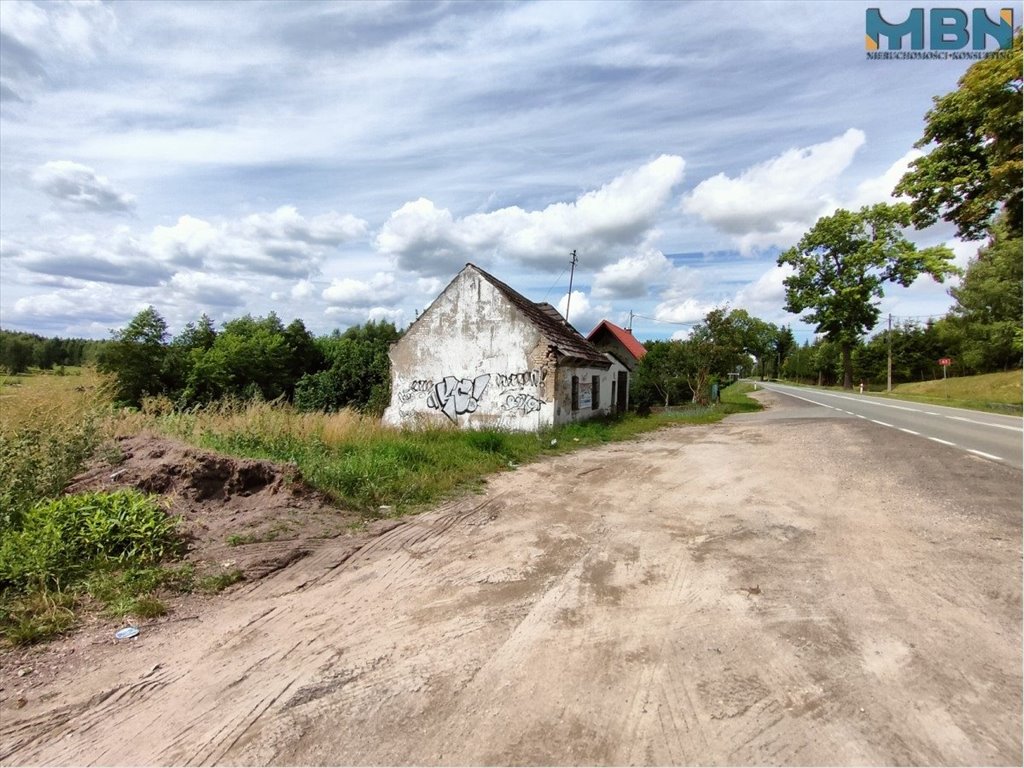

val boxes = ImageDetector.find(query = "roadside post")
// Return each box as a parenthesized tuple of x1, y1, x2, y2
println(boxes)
(938, 357, 952, 399)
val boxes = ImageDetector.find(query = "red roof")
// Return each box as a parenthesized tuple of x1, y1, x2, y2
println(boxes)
(586, 320, 647, 361)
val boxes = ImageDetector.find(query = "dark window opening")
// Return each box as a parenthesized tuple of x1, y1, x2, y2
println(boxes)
(571, 375, 579, 411)
(592, 375, 600, 410)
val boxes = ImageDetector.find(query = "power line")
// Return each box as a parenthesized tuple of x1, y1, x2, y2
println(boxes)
(540, 266, 568, 303)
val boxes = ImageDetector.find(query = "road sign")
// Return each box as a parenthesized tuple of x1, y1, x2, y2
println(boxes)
(938, 357, 952, 366)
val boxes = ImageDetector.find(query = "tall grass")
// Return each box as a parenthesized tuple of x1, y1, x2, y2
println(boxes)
(135, 385, 763, 514)
(0, 370, 111, 531)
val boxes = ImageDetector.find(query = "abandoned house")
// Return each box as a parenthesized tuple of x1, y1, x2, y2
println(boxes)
(382, 263, 633, 431)
(586, 319, 647, 413)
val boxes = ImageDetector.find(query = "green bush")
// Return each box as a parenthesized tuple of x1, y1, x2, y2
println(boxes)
(0, 418, 100, 533)
(0, 489, 182, 595)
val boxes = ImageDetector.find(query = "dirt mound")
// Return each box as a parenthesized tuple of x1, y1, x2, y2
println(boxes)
(67, 433, 361, 580)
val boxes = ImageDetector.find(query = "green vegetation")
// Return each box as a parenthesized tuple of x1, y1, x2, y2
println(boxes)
(140, 390, 760, 515)
(1, 369, 108, 532)
(895, 31, 1022, 240)
(0, 329, 106, 374)
(96, 308, 398, 414)
(882, 370, 1022, 414)
(632, 308, 790, 408)
(0, 490, 185, 644)
(778, 203, 957, 389)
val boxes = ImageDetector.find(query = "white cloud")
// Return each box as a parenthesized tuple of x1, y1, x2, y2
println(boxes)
(555, 290, 611, 334)
(324, 305, 404, 326)
(376, 155, 685, 275)
(240, 205, 368, 245)
(591, 249, 673, 299)
(322, 272, 402, 307)
(847, 149, 923, 209)
(683, 129, 866, 253)
(31, 160, 136, 213)
(290, 279, 316, 300)
(9, 228, 170, 286)
(652, 297, 718, 325)
(732, 264, 795, 315)
(167, 271, 248, 308)
(148, 206, 367, 278)
(0, 0, 118, 101)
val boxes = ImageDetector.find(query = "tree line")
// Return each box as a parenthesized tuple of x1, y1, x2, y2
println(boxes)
(0, 330, 107, 374)
(92, 307, 400, 413)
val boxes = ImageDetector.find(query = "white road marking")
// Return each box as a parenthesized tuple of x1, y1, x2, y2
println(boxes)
(760, 383, 1023, 432)
(899, 428, 919, 435)
(928, 437, 956, 446)
(945, 415, 1023, 432)
(967, 449, 1004, 462)
(871, 420, 894, 427)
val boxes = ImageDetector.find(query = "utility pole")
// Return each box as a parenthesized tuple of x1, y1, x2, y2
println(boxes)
(627, 309, 634, 332)
(886, 313, 893, 393)
(565, 249, 578, 324)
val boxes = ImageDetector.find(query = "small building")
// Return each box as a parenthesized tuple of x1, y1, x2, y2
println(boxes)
(383, 264, 619, 431)
(586, 319, 647, 413)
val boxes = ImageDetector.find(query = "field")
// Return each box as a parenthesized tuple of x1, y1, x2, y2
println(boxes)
(0, 370, 761, 645)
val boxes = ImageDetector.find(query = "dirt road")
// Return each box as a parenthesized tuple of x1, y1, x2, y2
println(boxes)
(2, 390, 1021, 765)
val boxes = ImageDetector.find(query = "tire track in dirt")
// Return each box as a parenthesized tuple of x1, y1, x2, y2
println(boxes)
(2, 395, 1020, 766)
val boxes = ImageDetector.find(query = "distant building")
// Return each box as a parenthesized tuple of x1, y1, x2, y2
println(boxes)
(586, 320, 647, 413)
(382, 264, 619, 431)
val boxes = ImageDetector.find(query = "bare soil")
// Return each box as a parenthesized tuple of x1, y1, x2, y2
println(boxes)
(66, 432, 364, 580)
(1, 392, 1021, 765)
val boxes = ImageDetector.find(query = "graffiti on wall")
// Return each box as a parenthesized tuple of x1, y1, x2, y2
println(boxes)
(496, 368, 546, 417)
(397, 367, 548, 423)
(494, 369, 542, 389)
(501, 392, 544, 414)
(426, 374, 490, 421)
(398, 379, 434, 403)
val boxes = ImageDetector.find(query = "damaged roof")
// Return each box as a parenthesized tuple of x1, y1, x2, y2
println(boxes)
(470, 265, 611, 368)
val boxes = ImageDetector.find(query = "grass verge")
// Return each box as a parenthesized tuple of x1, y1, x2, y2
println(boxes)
(775, 370, 1022, 415)
(140, 383, 763, 516)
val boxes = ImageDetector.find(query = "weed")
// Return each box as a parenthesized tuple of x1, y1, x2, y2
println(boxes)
(0, 490, 184, 645)
(197, 569, 244, 593)
(0, 589, 76, 645)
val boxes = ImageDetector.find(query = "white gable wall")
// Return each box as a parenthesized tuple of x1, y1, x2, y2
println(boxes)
(383, 268, 557, 430)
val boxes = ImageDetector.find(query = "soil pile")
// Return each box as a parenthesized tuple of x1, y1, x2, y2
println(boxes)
(67, 433, 361, 580)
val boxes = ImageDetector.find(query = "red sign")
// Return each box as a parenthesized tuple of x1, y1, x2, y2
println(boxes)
(938, 357, 952, 366)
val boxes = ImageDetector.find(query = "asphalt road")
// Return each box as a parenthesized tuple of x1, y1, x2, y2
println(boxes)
(749, 380, 1024, 469)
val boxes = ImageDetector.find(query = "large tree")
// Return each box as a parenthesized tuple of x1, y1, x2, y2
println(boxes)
(778, 203, 956, 389)
(941, 217, 1023, 372)
(97, 307, 170, 406)
(895, 32, 1022, 240)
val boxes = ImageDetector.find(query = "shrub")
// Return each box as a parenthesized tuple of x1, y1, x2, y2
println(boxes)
(0, 489, 182, 595)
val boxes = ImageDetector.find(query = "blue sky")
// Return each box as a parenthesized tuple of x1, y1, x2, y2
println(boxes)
(0, 0, 1007, 343)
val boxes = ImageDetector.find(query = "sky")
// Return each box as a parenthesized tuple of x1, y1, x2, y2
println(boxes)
(0, 0, 1009, 344)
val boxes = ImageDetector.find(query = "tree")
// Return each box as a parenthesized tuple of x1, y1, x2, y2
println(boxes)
(0, 335, 34, 374)
(778, 203, 957, 389)
(97, 307, 170, 406)
(895, 32, 1022, 240)
(294, 321, 400, 414)
(631, 341, 689, 408)
(942, 217, 1023, 372)
(731, 309, 778, 380)
(772, 326, 796, 378)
